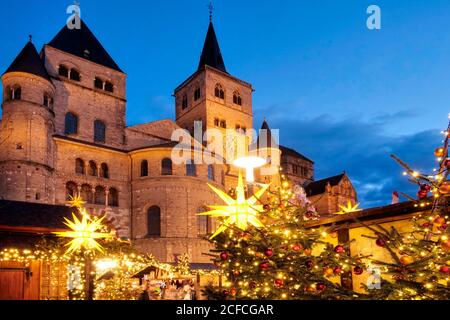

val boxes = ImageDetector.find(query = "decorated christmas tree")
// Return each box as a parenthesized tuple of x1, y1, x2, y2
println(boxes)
(201, 172, 368, 300)
(361, 119, 450, 300)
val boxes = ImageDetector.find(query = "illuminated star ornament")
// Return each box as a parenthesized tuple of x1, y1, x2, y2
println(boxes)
(54, 213, 113, 255)
(336, 201, 362, 215)
(199, 172, 270, 239)
(67, 195, 86, 208)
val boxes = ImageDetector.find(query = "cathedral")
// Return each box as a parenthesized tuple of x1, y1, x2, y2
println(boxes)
(0, 16, 357, 263)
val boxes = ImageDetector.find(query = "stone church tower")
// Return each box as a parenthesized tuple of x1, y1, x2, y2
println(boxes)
(0, 40, 56, 203)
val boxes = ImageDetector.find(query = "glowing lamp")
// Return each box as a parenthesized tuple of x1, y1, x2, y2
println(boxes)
(233, 156, 266, 183)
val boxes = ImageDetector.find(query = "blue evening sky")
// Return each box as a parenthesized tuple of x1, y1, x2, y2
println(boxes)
(1, 0, 449, 207)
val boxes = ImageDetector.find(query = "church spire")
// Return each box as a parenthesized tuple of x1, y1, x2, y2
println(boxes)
(198, 4, 227, 74)
(3, 39, 51, 82)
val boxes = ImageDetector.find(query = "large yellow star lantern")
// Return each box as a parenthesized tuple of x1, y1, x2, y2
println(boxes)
(199, 172, 270, 239)
(54, 213, 113, 255)
(336, 201, 362, 215)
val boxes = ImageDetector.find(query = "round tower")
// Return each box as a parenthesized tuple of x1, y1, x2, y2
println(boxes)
(0, 39, 56, 203)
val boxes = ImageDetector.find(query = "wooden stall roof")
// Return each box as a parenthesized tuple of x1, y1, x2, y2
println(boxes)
(306, 201, 433, 229)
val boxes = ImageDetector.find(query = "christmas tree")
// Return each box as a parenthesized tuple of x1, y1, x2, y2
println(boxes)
(202, 172, 367, 300)
(362, 118, 450, 300)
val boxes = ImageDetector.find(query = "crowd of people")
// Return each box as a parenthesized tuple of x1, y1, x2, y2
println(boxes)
(138, 279, 198, 300)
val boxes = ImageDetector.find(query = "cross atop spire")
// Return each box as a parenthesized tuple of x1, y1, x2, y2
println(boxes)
(208, 0, 214, 21)
(28, 35, 33, 43)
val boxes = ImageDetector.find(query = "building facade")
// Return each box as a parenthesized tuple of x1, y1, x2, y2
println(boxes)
(0, 17, 357, 263)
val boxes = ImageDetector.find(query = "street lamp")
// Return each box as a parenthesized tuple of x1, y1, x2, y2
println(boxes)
(233, 156, 266, 183)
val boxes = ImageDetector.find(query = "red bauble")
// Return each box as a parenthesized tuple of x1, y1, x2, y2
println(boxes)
(334, 245, 345, 254)
(376, 238, 386, 248)
(445, 158, 450, 168)
(305, 260, 314, 269)
(333, 266, 343, 275)
(422, 222, 431, 229)
(263, 204, 271, 211)
(315, 283, 327, 291)
(418, 191, 428, 200)
(230, 288, 237, 296)
(440, 266, 450, 274)
(292, 244, 303, 252)
(264, 249, 274, 257)
(259, 262, 270, 271)
(233, 270, 240, 277)
(220, 252, 229, 260)
(439, 224, 448, 231)
(249, 281, 257, 289)
(420, 184, 431, 192)
(274, 279, 284, 287)
(353, 266, 364, 275)
(306, 211, 315, 219)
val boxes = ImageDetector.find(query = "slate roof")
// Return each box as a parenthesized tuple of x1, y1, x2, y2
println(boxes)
(304, 174, 346, 197)
(47, 19, 123, 72)
(280, 145, 314, 163)
(0, 200, 72, 230)
(198, 21, 227, 73)
(4, 41, 51, 82)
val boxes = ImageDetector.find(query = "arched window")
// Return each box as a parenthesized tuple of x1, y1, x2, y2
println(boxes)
(197, 207, 210, 237)
(80, 184, 93, 204)
(10, 86, 21, 100)
(215, 84, 225, 99)
(58, 65, 69, 78)
(141, 160, 149, 177)
(161, 158, 172, 176)
(43, 93, 53, 109)
(94, 120, 106, 143)
(94, 77, 104, 89)
(194, 87, 201, 101)
(94, 186, 106, 205)
(108, 188, 119, 207)
(88, 161, 98, 177)
(233, 91, 242, 106)
(66, 182, 78, 201)
(147, 206, 161, 237)
(70, 69, 80, 82)
(182, 94, 188, 110)
(208, 165, 215, 181)
(186, 162, 196, 177)
(104, 81, 114, 93)
(65, 112, 78, 135)
(100, 163, 109, 179)
(75, 158, 85, 174)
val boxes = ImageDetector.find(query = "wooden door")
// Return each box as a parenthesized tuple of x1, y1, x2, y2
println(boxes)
(0, 269, 25, 300)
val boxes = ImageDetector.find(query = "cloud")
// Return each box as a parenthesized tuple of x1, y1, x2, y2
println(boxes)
(267, 114, 440, 208)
